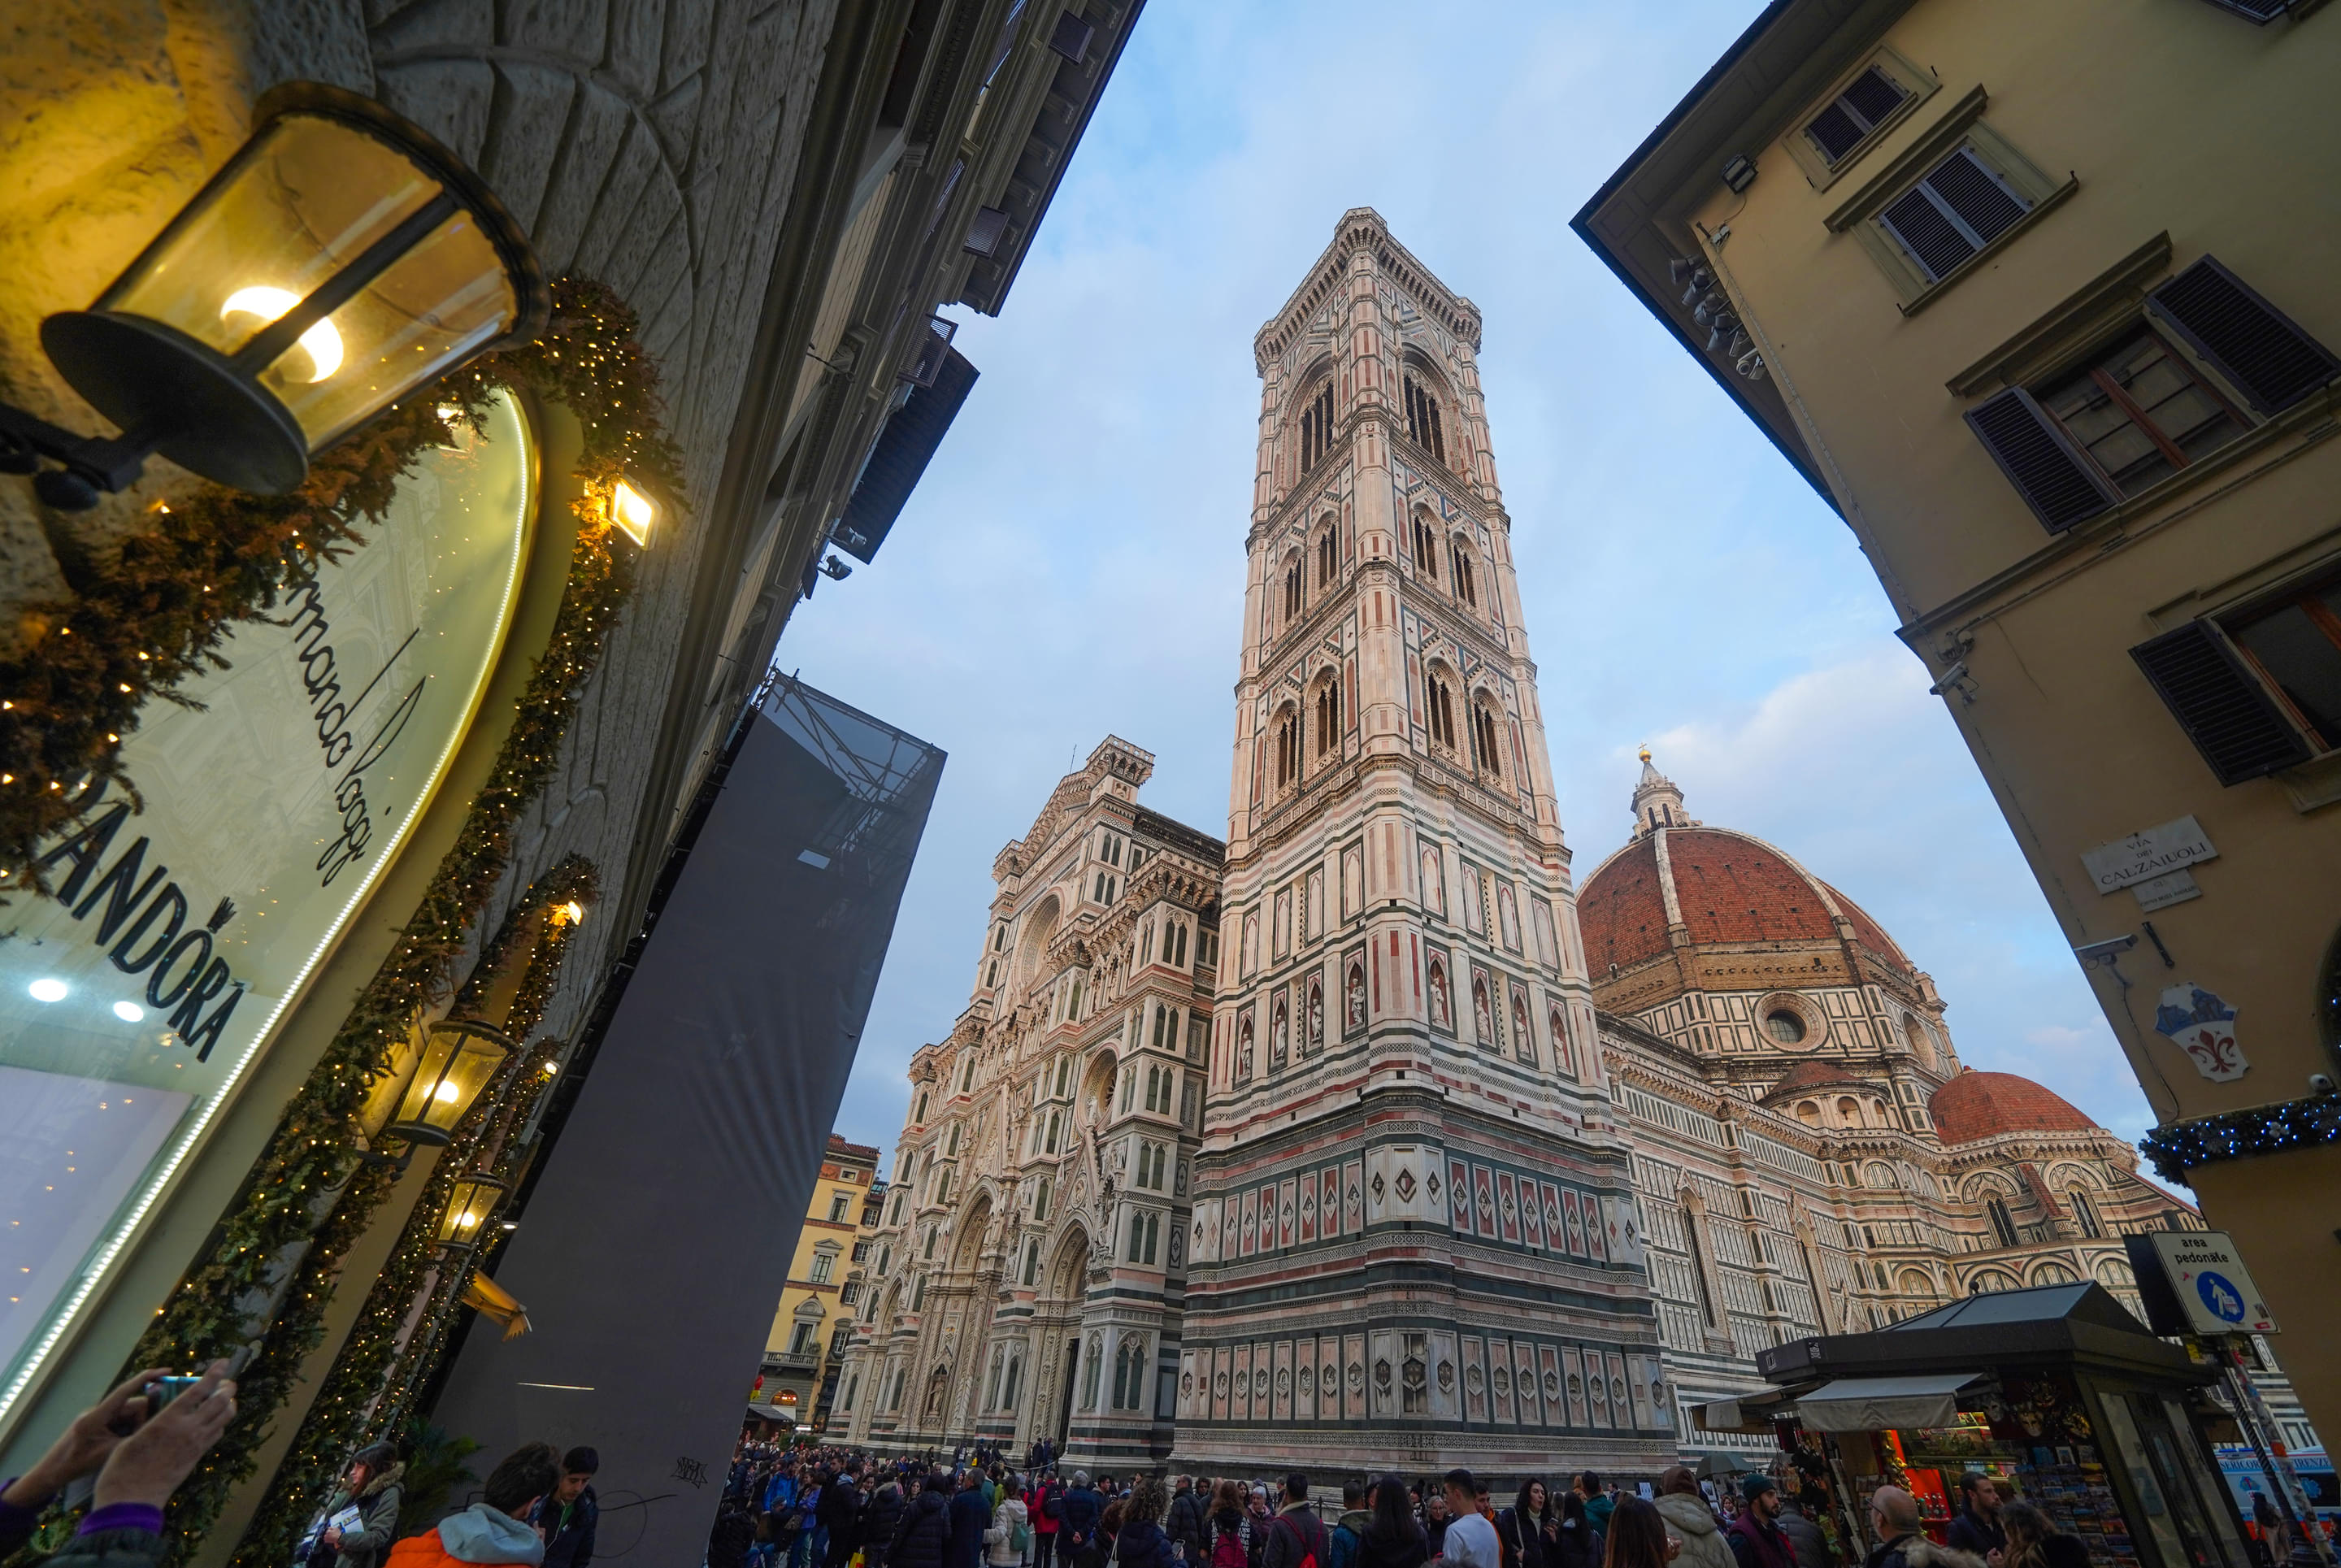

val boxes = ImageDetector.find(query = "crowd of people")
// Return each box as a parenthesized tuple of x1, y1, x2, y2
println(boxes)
(0, 1361, 2215, 1568)
(697, 1439, 2115, 1568)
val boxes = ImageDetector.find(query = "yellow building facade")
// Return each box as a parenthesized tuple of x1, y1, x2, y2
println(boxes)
(758, 1136, 884, 1430)
(1577, 0, 2341, 1436)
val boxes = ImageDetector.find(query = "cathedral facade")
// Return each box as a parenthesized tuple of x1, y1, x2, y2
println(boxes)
(830, 211, 2302, 1479)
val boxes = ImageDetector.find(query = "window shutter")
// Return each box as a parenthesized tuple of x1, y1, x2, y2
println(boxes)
(2199, 0, 2289, 20)
(2130, 621, 2314, 785)
(1803, 66, 1909, 165)
(1877, 148, 2031, 283)
(2147, 256, 2340, 415)
(1964, 386, 2120, 532)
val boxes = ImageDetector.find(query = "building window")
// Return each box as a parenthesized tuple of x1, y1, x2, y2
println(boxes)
(1402, 374, 1446, 462)
(829, 1193, 851, 1223)
(1803, 64, 1909, 167)
(1297, 378, 1336, 472)
(1765, 1010, 1806, 1045)
(1468, 699, 1503, 780)
(852, 1240, 871, 1262)
(1986, 1197, 2019, 1249)
(1315, 673, 1342, 758)
(788, 1321, 816, 1356)
(1023, 1238, 1040, 1286)
(2037, 331, 2247, 499)
(1426, 672, 1457, 754)
(1274, 706, 1301, 792)
(1683, 1210, 1718, 1326)
(910, 1275, 927, 1310)
(1284, 554, 1303, 623)
(2069, 1188, 2101, 1240)
(1411, 510, 1440, 579)
(1081, 1336, 1104, 1409)
(1450, 540, 1478, 607)
(1127, 1208, 1159, 1265)
(1318, 525, 1338, 589)
(912, 1091, 927, 1123)
(1875, 145, 2035, 286)
(1033, 1175, 1052, 1222)
(810, 1251, 836, 1284)
(1045, 1110, 1062, 1153)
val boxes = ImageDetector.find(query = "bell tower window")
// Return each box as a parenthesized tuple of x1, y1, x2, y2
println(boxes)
(1318, 524, 1338, 589)
(1450, 538, 1478, 608)
(1314, 673, 1342, 758)
(1283, 553, 1303, 623)
(1403, 374, 1446, 462)
(1411, 511, 1439, 580)
(1468, 697, 1504, 780)
(1297, 379, 1336, 473)
(1274, 706, 1301, 791)
(1427, 674, 1457, 754)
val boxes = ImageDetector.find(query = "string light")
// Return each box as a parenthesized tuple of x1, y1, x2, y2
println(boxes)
(37, 277, 682, 1566)
(2137, 1091, 2341, 1184)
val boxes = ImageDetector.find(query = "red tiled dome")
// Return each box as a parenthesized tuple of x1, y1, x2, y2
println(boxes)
(1929, 1070, 2096, 1144)
(1579, 826, 1911, 971)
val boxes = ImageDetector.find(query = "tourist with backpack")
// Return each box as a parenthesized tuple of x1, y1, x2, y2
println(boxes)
(1031, 1474, 1063, 1568)
(1207, 1481, 1257, 1568)
(1262, 1475, 1330, 1568)
(988, 1477, 1032, 1568)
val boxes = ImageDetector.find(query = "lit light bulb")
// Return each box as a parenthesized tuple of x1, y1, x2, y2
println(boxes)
(457, 1211, 477, 1229)
(432, 1079, 462, 1103)
(29, 978, 68, 1003)
(609, 480, 656, 545)
(220, 286, 345, 381)
(558, 900, 586, 927)
(113, 1001, 146, 1022)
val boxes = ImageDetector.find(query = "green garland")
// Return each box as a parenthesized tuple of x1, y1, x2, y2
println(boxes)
(228, 857, 597, 1568)
(1, 276, 681, 1566)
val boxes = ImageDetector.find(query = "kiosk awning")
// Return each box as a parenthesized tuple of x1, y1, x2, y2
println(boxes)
(1794, 1373, 1983, 1431)
(1692, 1389, 1800, 1432)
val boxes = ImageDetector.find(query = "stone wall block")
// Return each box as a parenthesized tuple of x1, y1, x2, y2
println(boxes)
(566, 113, 661, 279)
(603, 0, 666, 101)
(658, 0, 715, 96)
(479, 59, 578, 232)
(630, 210, 695, 369)
(369, 0, 494, 57)
(375, 56, 496, 163)
(606, 167, 681, 309)
(246, 0, 376, 97)
(527, 77, 633, 274)
(642, 66, 701, 184)
(503, 0, 608, 57)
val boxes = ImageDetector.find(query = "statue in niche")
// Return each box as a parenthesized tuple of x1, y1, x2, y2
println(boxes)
(1270, 997, 1289, 1069)
(1345, 963, 1367, 1032)
(1306, 981, 1323, 1053)
(1473, 973, 1492, 1045)
(1427, 960, 1452, 1029)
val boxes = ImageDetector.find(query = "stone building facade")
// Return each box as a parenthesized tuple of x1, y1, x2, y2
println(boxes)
(836, 739, 1223, 1468)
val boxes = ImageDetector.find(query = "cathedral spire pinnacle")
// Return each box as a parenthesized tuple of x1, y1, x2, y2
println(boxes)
(1630, 747, 1692, 838)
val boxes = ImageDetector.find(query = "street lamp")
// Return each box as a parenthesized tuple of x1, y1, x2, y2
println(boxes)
(0, 80, 547, 509)
(383, 1019, 519, 1146)
(434, 1173, 510, 1249)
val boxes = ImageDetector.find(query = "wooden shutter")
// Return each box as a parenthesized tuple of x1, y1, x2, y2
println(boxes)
(1878, 147, 2030, 282)
(2131, 621, 2314, 784)
(2148, 256, 2340, 415)
(1964, 386, 2120, 532)
(1803, 66, 1909, 164)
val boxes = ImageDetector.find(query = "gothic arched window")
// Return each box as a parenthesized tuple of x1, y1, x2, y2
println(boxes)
(1403, 374, 1446, 462)
(1315, 672, 1342, 758)
(1318, 523, 1338, 589)
(1297, 378, 1336, 472)
(1469, 697, 1504, 781)
(2069, 1187, 2101, 1239)
(1450, 538, 1478, 607)
(1411, 510, 1439, 579)
(1272, 705, 1301, 792)
(1284, 553, 1303, 623)
(1427, 671, 1457, 754)
(1986, 1196, 2019, 1249)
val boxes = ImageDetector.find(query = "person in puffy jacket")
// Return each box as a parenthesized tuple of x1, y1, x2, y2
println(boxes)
(1654, 1469, 1733, 1568)
(389, 1443, 562, 1568)
(893, 1473, 954, 1568)
(987, 1481, 1031, 1568)
(864, 1478, 908, 1568)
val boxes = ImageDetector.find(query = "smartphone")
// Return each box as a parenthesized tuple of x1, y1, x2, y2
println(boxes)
(143, 1375, 206, 1412)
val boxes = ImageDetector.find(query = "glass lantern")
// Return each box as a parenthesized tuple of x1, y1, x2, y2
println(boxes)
(384, 1019, 517, 1146)
(435, 1173, 510, 1248)
(37, 80, 547, 494)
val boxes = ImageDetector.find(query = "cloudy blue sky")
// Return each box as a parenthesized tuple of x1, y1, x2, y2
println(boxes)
(778, 0, 2155, 1172)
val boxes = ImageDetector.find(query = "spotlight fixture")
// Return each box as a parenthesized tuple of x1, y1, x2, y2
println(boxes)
(1679, 268, 1714, 306)
(820, 554, 853, 580)
(1721, 154, 1757, 193)
(0, 81, 547, 510)
(1692, 293, 1726, 328)
(1705, 318, 1742, 355)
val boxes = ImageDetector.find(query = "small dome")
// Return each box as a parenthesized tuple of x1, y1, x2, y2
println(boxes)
(1929, 1070, 2096, 1144)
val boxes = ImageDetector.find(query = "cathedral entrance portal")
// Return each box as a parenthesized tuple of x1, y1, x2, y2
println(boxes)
(1056, 1333, 1079, 1445)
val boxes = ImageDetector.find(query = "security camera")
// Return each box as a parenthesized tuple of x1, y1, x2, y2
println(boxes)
(2073, 935, 2138, 968)
(2311, 1073, 2337, 1096)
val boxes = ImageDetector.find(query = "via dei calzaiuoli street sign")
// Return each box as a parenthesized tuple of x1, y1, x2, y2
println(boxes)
(0, 391, 536, 1427)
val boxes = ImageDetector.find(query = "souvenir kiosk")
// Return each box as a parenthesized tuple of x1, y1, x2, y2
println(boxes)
(1696, 1284, 2252, 1568)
